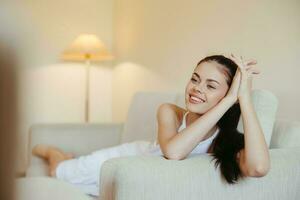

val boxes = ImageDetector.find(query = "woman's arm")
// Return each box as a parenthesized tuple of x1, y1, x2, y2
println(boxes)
(238, 92, 270, 177)
(229, 54, 270, 177)
(160, 97, 234, 160)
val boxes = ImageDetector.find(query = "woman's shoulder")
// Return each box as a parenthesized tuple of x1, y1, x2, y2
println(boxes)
(157, 103, 187, 123)
(157, 103, 187, 132)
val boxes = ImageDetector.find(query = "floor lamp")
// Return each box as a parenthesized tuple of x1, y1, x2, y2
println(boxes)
(62, 34, 113, 123)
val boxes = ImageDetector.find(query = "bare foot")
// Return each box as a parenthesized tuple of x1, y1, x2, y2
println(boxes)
(32, 144, 75, 177)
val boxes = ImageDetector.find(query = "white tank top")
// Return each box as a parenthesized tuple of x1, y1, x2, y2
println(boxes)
(146, 111, 219, 156)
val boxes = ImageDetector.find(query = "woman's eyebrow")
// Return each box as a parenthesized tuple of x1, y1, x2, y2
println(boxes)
(192, 72, 220, 85)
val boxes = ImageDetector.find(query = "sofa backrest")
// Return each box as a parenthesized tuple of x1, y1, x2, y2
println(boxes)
(121, 89, 279, 147)
(270, 119, 300, 148)
(236, 89, 278, 147)
(120, 92, 179, 143)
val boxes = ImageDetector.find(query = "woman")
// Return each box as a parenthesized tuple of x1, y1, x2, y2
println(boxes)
(33, 54, 270, 196)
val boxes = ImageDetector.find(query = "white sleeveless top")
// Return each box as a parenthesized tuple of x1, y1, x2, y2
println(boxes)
(146, 111, 219, 156)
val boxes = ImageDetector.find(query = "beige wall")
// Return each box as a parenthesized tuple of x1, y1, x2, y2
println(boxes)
(113, 0, 300, 123)
(1, 0, 114, 174)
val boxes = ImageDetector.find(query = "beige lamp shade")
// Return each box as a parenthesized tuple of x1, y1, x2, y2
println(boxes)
(62, 34, 114, 61)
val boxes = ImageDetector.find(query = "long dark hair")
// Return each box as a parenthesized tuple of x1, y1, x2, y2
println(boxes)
(196, 55, 245, 184)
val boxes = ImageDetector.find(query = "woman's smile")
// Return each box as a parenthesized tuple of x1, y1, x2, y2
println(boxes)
(189, 94, 205, 104)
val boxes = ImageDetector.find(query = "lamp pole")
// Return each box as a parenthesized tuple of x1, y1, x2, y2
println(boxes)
(62, 34, 114, 123)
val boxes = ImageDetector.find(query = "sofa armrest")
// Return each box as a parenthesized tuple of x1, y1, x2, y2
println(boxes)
(99, 147, 300, 200)
(27, 123, 123, 176)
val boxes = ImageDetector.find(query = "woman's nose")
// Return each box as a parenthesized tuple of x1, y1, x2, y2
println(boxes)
(194, 84, 205, 94)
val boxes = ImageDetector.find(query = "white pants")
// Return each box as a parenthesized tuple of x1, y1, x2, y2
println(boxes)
(55, 140, 158, 196)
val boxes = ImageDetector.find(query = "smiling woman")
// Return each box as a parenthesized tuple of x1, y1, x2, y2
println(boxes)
(157, 54, 269, 183)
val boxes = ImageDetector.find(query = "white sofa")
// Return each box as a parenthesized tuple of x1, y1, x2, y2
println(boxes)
(26, 90, 300, 200)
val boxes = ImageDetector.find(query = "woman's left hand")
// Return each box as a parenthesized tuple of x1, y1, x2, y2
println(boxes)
(228, 54, 260, 98)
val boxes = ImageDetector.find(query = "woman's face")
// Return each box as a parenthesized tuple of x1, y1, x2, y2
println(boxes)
(185, 61, 230, 114)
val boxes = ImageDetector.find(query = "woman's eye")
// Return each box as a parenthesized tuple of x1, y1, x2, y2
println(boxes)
(191, 78, 198, 82)
(208, 85, 216, 89)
